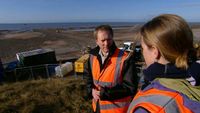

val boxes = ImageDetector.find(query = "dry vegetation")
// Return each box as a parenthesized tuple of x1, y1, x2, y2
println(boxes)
(0, 76, 92, 113)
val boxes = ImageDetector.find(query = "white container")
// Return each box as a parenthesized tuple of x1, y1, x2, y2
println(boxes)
(55, 62, 73, 77)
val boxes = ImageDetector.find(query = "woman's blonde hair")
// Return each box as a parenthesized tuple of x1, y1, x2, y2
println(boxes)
(140, 14, 195, 69)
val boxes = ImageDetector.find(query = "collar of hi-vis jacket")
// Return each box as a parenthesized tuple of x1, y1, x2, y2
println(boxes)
(90, 48, 126, 88)
(143, 62, 189, 82)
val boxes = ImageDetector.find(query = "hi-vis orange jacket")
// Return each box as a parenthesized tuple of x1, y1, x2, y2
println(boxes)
(127, 81, 200, 113)
(90, 48, 132, 113)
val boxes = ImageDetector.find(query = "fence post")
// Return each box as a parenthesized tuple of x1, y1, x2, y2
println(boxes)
(45, 64, 50, 79)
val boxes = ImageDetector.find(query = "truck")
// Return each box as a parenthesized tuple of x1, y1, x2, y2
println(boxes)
(119, 41, 134, 52)
(119, 41, 142, 60)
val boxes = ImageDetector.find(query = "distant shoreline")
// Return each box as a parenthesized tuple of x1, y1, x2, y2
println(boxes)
(1, 22, 200, 31)
(0, 25, 137, 34)
(0, 22, 143, 31)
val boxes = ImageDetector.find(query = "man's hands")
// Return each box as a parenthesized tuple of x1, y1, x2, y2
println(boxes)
(92, 88, 100, 101)
(92, 85, 101, 102)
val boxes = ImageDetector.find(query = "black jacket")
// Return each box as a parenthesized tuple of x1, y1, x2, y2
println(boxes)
(142, 62, 200, 89)
(84, 42, 139, 100)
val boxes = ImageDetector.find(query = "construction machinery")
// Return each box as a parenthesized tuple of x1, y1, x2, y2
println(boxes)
(74, 54, 89, 74)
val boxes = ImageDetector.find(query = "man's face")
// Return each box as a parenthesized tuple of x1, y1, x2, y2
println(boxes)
(96, 30, 113, 54)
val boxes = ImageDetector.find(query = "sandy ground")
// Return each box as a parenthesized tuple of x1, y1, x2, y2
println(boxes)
(0, 25, 200, 63)
(0, 26, 138, 63)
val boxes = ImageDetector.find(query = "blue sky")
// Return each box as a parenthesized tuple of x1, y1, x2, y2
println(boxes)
(0, 0, 200, 23)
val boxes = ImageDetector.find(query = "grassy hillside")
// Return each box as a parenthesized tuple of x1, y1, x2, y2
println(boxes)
(0, 76, 92, 113)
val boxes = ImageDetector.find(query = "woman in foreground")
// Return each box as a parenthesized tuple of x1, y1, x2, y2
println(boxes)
(128, 14, 200, 113)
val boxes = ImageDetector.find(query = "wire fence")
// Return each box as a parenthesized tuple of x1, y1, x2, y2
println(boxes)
(4, 63, 58, 82)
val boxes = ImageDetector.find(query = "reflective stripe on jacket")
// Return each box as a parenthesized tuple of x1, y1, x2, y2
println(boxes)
(90, 48, 132, 113)
(127, 81, 200, 113)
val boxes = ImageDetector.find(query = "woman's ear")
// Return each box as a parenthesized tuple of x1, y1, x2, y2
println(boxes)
(152, 46, 160, 60)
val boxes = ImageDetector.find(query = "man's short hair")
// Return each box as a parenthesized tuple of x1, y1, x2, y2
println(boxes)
(94, 25, 113, 39)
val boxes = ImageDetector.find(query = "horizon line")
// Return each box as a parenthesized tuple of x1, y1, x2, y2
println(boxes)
(1, 21, 200, 24)
(0, 21, 145, 24)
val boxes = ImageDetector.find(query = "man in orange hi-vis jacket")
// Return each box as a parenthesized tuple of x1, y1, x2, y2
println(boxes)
(84, 25, 139, 113)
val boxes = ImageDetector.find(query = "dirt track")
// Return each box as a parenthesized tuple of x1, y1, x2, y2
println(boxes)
(0, 25, 200, 63)
(0, 27, 139, 63)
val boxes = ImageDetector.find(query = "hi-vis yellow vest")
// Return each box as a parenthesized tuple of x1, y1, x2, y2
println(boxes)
(90, 48, 132, 113)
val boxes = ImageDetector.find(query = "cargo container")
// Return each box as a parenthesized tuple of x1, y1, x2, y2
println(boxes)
(74, 54, 89, 73)
(16, 48, 57, 66)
